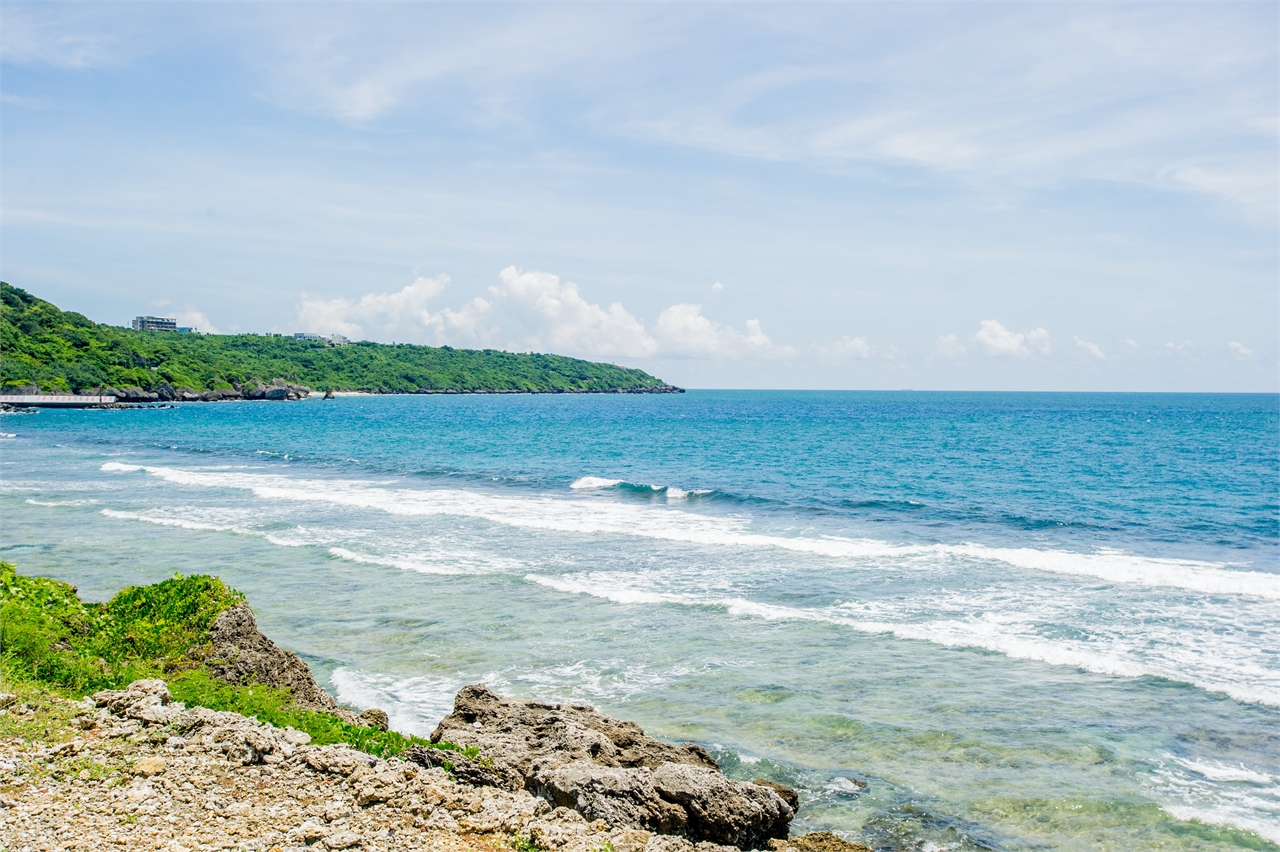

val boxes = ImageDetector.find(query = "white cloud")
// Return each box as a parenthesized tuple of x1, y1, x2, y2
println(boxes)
(1074, 336, 1106, 360)
(1164, 340, 1194, 354)
(710, 281, 725, 294)
(1228, 341, 1257, 360)
(294, 268, 795, 362)
(974, 319, 1051, 358)
(296, 275, 450, 341)
(652, 304, 791, 360)
(481, 266, 657, 359)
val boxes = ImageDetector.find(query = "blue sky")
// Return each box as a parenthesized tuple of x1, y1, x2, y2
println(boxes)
(2, 2, 1276, 391)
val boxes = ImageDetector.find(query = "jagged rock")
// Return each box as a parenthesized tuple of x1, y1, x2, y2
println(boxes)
(400, 744, 518, 789)
(533, 761, 688, 835)
(109, 385, 159, 402)
(431, 684, 718, 780)
(651, 764, 792, 849)
(324, 388, 335, 399)
(431, 685, 791, 848)
(752, 780, 799, 812)
(788, 833, 872, 852)
(207, 602, 383, 723)
(265, 386, 290, 400)
(92, 679, 181, 724)
(155, 382, 178, 401)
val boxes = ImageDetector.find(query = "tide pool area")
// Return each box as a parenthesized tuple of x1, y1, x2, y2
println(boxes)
(2, 391, 1277, 851)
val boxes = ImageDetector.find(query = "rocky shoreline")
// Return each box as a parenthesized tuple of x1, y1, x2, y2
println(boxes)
(0, 600, 868, 852)
(6, 380, 684, 404)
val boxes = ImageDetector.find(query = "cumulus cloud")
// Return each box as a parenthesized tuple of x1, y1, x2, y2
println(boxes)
(710, 281, 725, 294)
(1228, 341, 1257, 360)
(481, 266, 657, 359)
(651, 304, 791, 359)
(296, 275, 450, 341)
(1074, 336, 1106, 360)
(294, 267, 792, 362)
(974, 319, 1051, 357)
(1165, 340, 1194, 353)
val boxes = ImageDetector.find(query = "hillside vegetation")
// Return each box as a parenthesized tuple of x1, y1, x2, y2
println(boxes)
(0, 282, 675, 394)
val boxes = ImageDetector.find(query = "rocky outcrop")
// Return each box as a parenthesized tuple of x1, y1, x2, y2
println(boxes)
(430, 685, 794, 848)
(205, 602, 371, 723)
(235, 378, 311, 401)
(431, 685, 719, 779)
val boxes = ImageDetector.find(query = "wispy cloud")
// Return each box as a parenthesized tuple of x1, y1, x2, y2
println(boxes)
(1228, 341, 1257, 360)
(1074, 336, 1107, 360)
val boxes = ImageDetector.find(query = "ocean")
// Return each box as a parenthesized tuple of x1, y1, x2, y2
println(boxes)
(2, 390, 1277, 851)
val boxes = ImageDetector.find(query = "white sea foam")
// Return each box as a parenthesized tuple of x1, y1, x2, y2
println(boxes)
(98, 461, 1280, 600)
(570, 476, 623, 490)
(100, 508, 242, 533)
(525, 573, 683, 605)
(1173, 757, 1275, 785)
(329, 668, 463, 737)
(521, 571, 1280, 707)
(330, 547, 468, 576)
(26, 498, 98, 507)
(1151, 756, 1280, 843)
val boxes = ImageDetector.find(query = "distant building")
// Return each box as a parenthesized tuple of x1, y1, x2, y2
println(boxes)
(177, 326, 198, 334)
(133, 316, 177, 332)
(294, 332, 350, 346)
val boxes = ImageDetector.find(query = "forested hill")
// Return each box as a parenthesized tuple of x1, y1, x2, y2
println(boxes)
(0, 283, 678, 394)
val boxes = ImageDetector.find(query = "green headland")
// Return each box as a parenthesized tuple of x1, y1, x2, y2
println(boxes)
(0, 282, 677, 395)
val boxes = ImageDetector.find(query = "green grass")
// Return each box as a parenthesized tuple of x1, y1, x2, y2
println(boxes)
(1, 281, 672, 393)
(166, 669, 473, 759)
(0, 562, 242, 695)
(0, 562, 468, 760)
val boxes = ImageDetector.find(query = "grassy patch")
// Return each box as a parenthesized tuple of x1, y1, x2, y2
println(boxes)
(0, 562, 242, 695)
(0, 562, 470, 760)
(167, 669, 472, 759)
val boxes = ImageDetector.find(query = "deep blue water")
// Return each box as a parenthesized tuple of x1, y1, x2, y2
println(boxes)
(2, 391, 1278, 850)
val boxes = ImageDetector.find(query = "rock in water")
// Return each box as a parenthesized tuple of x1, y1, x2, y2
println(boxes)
(431, 684, 793, 848)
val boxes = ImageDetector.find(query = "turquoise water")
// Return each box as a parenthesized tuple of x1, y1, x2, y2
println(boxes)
(2, 391, 1277, 850)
